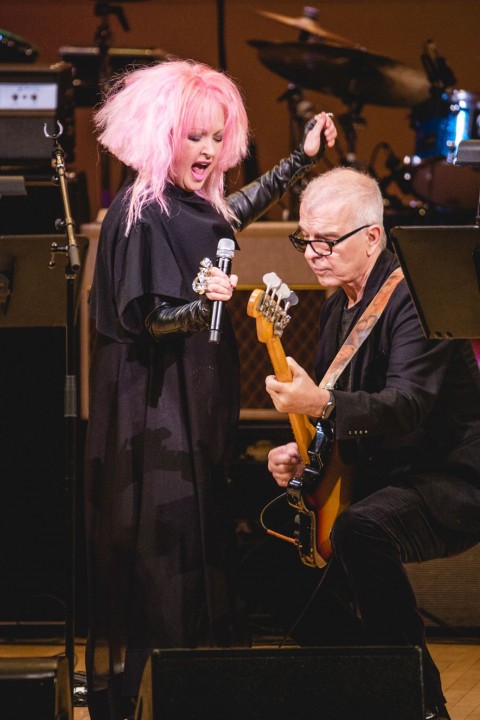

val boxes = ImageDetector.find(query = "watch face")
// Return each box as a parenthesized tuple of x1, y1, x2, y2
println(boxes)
(321, 393, 336, 420)
(322, 403, 333, 420)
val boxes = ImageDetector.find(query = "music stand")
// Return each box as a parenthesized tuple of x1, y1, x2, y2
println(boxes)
(0, 234, 88, 702)
(390, 225, 480, 339)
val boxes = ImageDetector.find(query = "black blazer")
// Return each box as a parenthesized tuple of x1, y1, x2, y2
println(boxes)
(315, 249, 480, 531)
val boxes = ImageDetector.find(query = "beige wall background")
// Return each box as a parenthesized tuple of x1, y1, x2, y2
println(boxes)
(1, 0, 479, 220)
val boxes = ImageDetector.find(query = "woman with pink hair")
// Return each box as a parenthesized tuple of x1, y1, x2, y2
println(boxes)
(85, 58, 336, 720)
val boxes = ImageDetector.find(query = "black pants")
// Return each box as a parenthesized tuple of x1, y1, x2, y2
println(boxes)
(330, 483, 480, 708)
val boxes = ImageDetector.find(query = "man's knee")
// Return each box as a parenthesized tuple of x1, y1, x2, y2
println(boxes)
(331, 506, 389, 557)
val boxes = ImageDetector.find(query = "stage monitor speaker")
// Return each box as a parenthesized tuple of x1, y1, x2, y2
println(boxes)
(0, 656, 72, 719)
(135, 646, 424, 720)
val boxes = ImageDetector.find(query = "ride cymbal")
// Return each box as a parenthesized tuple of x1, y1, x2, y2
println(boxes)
(249, 39, 431, 108)
(256, 9, 353, 46)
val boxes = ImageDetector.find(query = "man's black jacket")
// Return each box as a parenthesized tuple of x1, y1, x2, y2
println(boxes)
(315, 249, 480, 531)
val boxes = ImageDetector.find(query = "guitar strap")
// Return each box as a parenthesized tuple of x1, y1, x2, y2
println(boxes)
(319, 266, 404, 390)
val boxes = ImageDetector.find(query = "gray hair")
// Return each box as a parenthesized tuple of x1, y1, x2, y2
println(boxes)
(301, 167, 387, 248)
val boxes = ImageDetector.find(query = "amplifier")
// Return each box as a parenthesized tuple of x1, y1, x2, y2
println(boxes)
(0, 62, 75, 166)
(78, 220, 324, 419)
(406, 544, 480, 632)
(59, 46, 166, 107)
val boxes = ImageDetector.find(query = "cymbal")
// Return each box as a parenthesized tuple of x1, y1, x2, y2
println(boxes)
(249, 40, 431, 108)
(256, 9, 353, 46)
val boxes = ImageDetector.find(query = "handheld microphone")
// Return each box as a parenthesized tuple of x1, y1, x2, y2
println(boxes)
(208, 237, 235, 344)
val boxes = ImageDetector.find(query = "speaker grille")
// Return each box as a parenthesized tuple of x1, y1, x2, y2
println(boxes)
(406, 543, 480, 631)
(229, 288, 325, 410)
(137, 646, 424, 720)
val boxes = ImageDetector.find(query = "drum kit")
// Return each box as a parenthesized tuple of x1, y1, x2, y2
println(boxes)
(1, 3, 478, 215)
(250, 7, 480, 216)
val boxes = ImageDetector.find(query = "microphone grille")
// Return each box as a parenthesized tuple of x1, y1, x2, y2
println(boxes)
(217, 237, 235, 260)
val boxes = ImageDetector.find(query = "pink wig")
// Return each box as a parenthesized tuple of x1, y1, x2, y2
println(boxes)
(94, 59, 250, 229)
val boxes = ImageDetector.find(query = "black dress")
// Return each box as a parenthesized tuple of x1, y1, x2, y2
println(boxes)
(85, 184, 246, 716)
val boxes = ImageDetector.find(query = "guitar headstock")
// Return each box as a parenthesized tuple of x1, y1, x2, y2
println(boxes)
(247, 272, 299, 343)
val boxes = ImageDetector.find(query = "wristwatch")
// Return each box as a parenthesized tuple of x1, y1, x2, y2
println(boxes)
(321, 390, 336, 420)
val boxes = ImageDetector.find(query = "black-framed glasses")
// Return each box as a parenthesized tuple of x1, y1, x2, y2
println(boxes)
(288, 224, 371, 256)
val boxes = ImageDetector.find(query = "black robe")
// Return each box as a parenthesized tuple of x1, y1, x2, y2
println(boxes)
(85, 184, 246, 714)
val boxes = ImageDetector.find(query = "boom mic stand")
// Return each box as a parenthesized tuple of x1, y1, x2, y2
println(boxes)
(44, 120, 82, 707)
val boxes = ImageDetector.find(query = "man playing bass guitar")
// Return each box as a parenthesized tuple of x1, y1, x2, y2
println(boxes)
(265, 167, 480, 720)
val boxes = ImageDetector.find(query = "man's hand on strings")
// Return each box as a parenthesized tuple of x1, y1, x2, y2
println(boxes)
(268, 442, 304, 487)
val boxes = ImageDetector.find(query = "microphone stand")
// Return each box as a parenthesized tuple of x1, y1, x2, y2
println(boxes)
(44, 121, 81, 708)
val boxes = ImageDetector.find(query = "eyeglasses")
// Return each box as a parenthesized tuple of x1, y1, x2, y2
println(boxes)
(288, 224, 371, 256)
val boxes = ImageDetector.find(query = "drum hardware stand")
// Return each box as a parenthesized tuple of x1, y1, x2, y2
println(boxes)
(408, 39, 456, 137)
(44, 120, 82, 710)
(93, 1, 130, 212)
(367, 141, 417, 209)
(420, 39, 456, 97)
(278, 83, 317, 148)
(278, 83, 319, 218)
(337, 101, 366, 169)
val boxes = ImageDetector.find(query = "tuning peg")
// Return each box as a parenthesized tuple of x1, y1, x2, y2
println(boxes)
(277, 282, 293, 301)
(263, 271, 282, 290)
(287, 290, 299, 307)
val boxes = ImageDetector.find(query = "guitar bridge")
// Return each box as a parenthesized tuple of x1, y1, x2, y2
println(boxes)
(287, 476, 328, 569)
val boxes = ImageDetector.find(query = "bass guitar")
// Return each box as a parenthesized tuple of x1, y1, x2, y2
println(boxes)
(247, 272, 352, 569)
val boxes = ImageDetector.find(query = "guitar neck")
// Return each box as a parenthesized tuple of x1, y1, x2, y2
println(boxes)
(265, 335, 316, 464)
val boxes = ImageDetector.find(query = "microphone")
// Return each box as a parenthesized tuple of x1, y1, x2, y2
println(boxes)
(208, 237, 235, 344)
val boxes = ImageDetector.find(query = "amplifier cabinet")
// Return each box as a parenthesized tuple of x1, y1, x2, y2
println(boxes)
(79, 221, 325, 419)
(0, 62, 75, 165)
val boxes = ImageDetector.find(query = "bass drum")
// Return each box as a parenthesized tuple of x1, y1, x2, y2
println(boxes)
(408, 89, 480, 209)
(407, 155, 480, 210)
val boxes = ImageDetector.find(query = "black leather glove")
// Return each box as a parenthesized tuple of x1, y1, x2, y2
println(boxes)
(145, 298, 212, 339)
(226, 130, 325, 230)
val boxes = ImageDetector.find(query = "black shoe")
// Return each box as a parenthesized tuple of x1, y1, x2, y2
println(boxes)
(425, 705, 451, 720)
